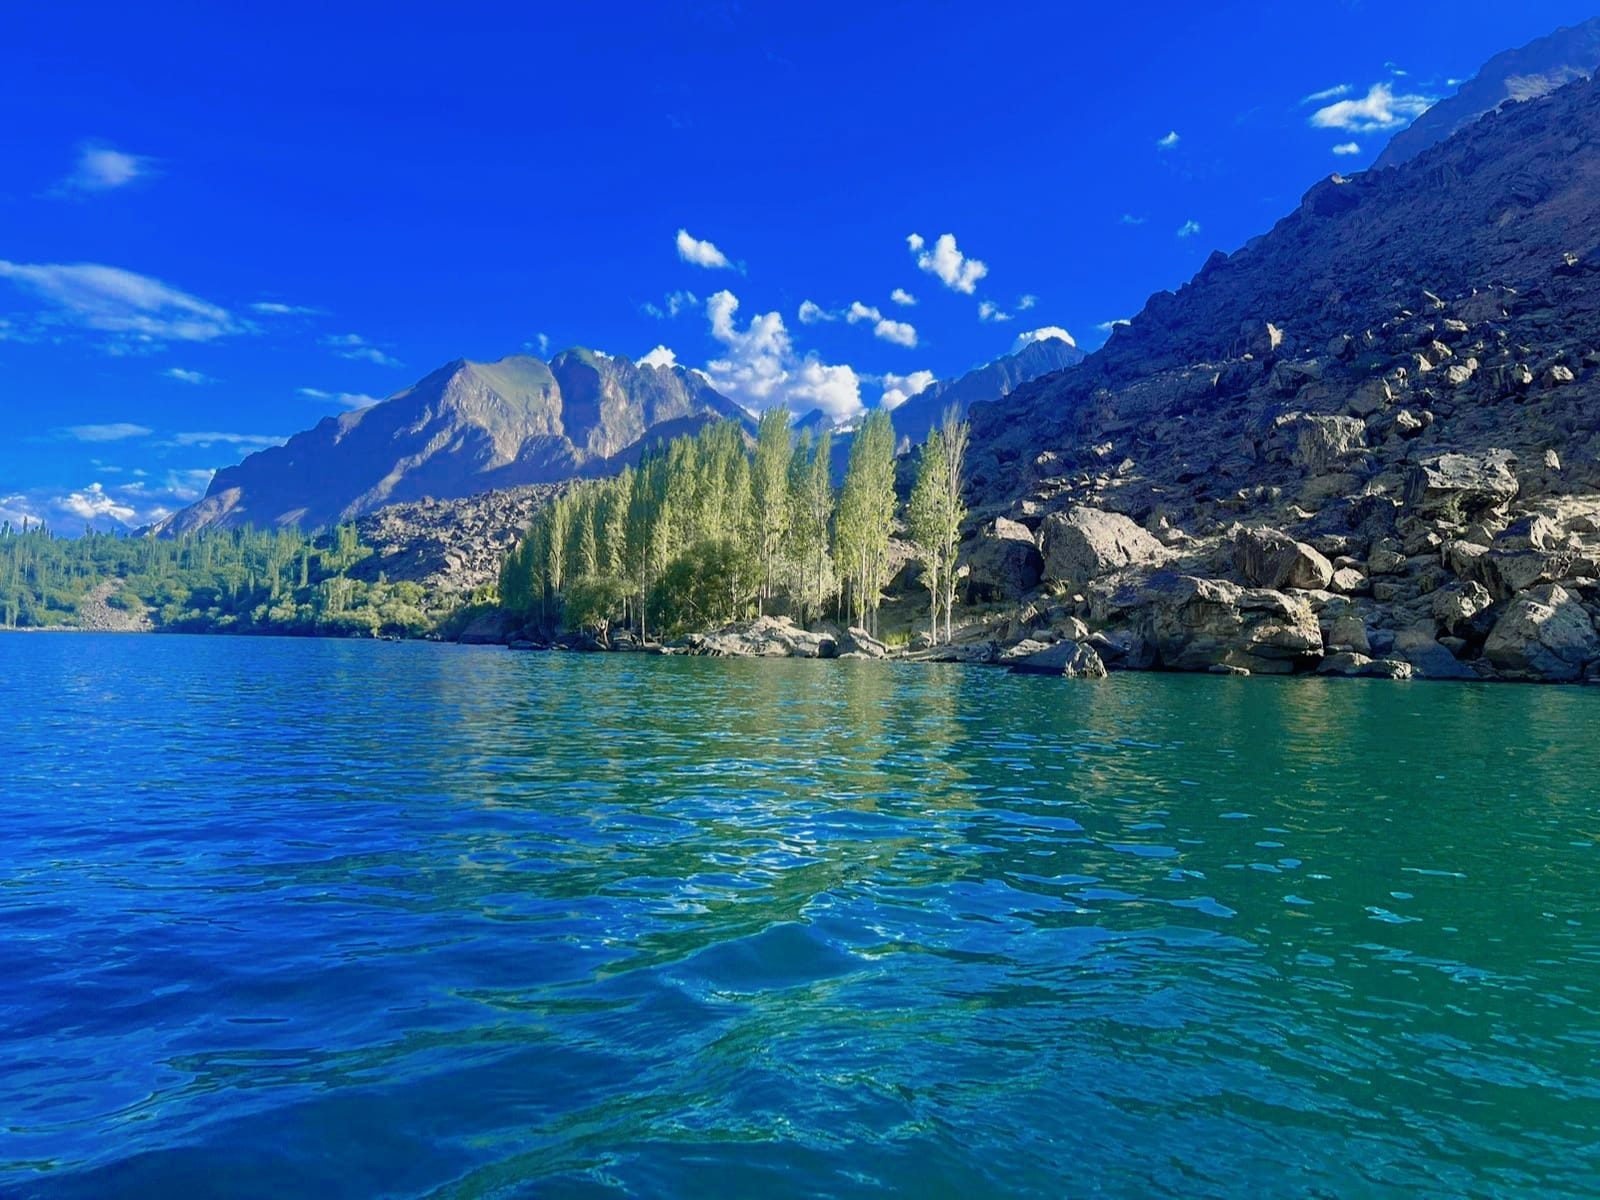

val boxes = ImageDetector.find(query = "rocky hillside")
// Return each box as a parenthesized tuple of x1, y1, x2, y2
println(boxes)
(1376, 18, 1600, 169)
(155, 350, 748, 534)
(890, 334, 1084, 441)
(952, 69, 1600, 684)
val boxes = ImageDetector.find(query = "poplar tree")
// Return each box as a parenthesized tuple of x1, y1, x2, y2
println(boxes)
(752, 408, 792, 614)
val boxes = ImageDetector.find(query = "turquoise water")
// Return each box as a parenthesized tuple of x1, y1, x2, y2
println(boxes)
(2, 635, 1598, 1197)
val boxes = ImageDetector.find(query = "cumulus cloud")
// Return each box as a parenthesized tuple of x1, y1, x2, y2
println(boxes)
(798, 299, 837, 324)
(1331, 142, 1362, 156)
(978, 300, 1012, 323)
(879, 369, 936, 410)
(846, 300, 918, 346)
(1309, 82, 1433, 133)
(321, 332, 402, 367)
(703, 290, 861, 419)
(676, 228, 734, 270)
(58, 482, 138, 524)
(1012, 327, 1077, 353)
(0, 261, 236, 343)
(908, 232, 988, 294)
(298, 387, 379, 409)
(1095, 319, 1132, 333)
(163, 367, 211, 384)
(59, 142, 154, 193)
(1120, 213, 1147, 226)
(62, 422, 151, 442)
(1177, 219, 1202, 238)
(890, 287, 916, 307)
(1017, 294, 1037, 311)
(638, 345, 677, 369)
(1301, 83, 1352, 105)
(1156, 130, 1180, 149)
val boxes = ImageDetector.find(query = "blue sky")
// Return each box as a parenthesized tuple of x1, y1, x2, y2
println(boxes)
(1, 0, 1594, 530)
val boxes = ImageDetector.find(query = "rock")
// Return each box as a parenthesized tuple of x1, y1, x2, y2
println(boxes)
(1349, 378, 1393, 417)
(1317, 652, 1415, 680)
(964, 517, 1045, 602)
(1237, 320, 1283, 359)
(1388, 409, 1427, 439)
(1233, 526, 1335, 591)
(1324, 609, 1372, 655)
(1008, 640, 1108, 679)
(1368, 540, 1408, 576)
(838, 626, 889, 659)
(694, 616, 837, 658)
(1432, 581, 1494, 636)
(1496, 514, 1562, 552)
(1039, 506, 1168, 586)
(1392, 626, 1479, 679)
(1209, 664, 1252, 676)
(1484, 584, 1600, 682)
(1544, 364, 1576, 387)
(1402, 450, 1520, 521)
(1329, 567, 1369, 595)
(1137, 574, 1323, 674)
(1279, 413, 1366, 473)
(1086, 628, 1156, 671)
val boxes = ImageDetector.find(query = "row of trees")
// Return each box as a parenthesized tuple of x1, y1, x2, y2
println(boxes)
(498, 406, 969, 642)
(0, 522, 448, 637)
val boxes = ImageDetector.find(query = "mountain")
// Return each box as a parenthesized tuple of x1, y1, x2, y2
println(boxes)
(156, 350, 749, 534)
(1375, 18, 1600, 169)
(958, 65, 1600, 682)
(889, 334, 1084, 442)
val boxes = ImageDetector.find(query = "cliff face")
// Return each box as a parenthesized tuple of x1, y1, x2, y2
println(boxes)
(155, 350, 747, 534)
(953, 72, 1600, 683)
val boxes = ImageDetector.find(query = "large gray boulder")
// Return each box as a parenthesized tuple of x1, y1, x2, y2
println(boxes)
(693, 616, 837, 659)
(963, 517, 1044, 602)
(1007, 640, 1108, 679)
(1484, 584, 1600, 681)
(1039, 506, 1168, 586)
(1137, 574, 1324, 674)
(1278, 413, 1366, 473)
(1403, 450, 1520, 521)
(1234, 526, 1335, 591)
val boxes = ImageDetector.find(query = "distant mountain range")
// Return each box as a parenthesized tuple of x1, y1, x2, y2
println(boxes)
(155, 350, 748, 534)
(1375, 17, 1600, 169)
(157, 335, 1087, 534)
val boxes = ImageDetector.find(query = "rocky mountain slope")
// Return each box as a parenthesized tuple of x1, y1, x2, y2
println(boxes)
(155, 350, 748, 534)
(889, 334, 1084, 440)
(952, 69, 1600, 683)
(1376, 18, 1600, 169)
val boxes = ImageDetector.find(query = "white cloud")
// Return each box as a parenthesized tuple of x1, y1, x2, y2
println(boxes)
(1120, 213, 1147, 226)
(703, 289, 861, 420)
(1177, 219, 1202, 239)
(908, 232, 988, 294)
(978, 300, 1012, 323)
(1309, 82, 1433, 133)
(62, 423, 151, 442)
(170, 431, 286, 449)
(879, 370, 936, 410)
(890, 287, 916, 307)
(846, 300, 918, 346)
(297, 387, 378, 409)
(798, 299, 837, 324)
(1156, 130, 1180, 149)
(1012, 326, 1077, 352)
(163, 367, 211, 384)
(676, 228, 734, 270)
(0, 261, 235, 342)
(1331, 142, 1362, 156)
(1017, 294, 1037, 311)
(638, 345, 677, 369)
(59, 482, 138, 524)
(249, 301, 322, 315)
(536, 333, 551, 357)
(61, 143, 153, 192)
(1301, 84, 1351, 105)
(321, 332, 402, 367)
(1095, 319, 1131, 333)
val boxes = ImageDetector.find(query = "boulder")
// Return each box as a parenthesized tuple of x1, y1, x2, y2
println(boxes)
(1431, 581, 1494, 637)
(693, 616, 837, 659)
(1402, 450, 1519, 521)
(1348, 378, 1393, 417)
(1233, 526, 1335, 591)
(838, 626, 890, 659)
(1329, 566, 1369, 594)
(1278, 413, 1367, 473)
(1484, 584, 1600, 682)
(1317, 652, 1415, 680)
(1008, 640, 1108, 679)
(1392, 627, 1479, 680)
(1039, 505, 1168, 586)
(1137, 573, 1323, 675)
(963, 517, 1045, 602)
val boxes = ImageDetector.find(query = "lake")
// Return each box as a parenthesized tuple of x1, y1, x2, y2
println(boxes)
(2, 634, 1597, 1197)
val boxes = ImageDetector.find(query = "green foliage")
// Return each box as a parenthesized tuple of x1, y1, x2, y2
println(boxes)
(0, 522, 455, 637)
(503, 416, 857, 640)
(836, 408, 898, 635)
